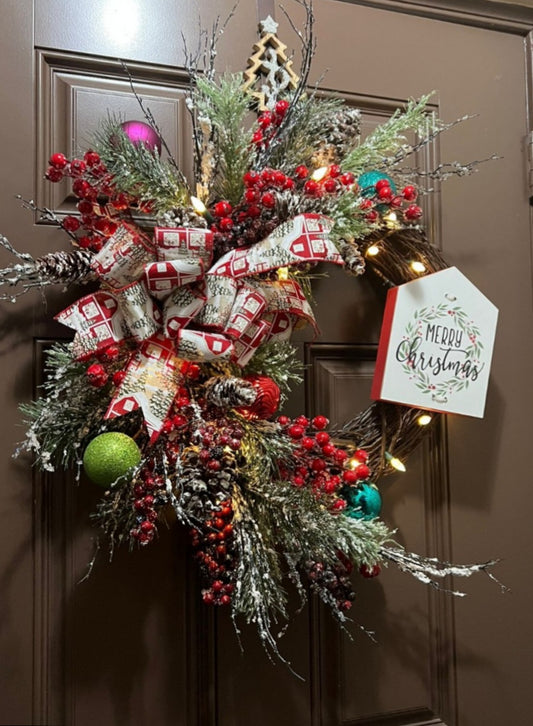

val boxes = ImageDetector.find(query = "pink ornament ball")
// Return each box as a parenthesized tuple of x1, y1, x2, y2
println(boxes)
(120, 120, 162, 156)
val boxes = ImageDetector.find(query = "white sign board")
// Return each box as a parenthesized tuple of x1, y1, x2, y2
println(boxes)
(371, 267, 498, 417)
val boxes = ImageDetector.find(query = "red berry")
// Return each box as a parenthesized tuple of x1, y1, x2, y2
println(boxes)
(332, 498, 347, 511)
(288, 424, 304, 439)
(404, 204, 422, 221)
(49, 152, 68, 169)
(354, 464, 371, 480)
(69, 158, 87, 176)
(243, 171, 261, 187)
(315, 431, 330, 446)
(172, 414, 188, 428)
(261, 168, 274, 183)
(112, 370, 127, 386)
(360, 563, 381, 578)
(292, 475, 305, 487)
(402, 185, 417, 202)
(303, 179, 319, 196)
(283, 178, 295, 191)
(312, 415, 328, 430)
(45, 167, 63, 182)
(359, 199, 373, 210)
(324, 479, 338, 494)
(375, 179, 391, 192)
(102, 343, 120, 361)
(220, 594, 232, 606)
(252, 129, 264, 144)
(244, 188, 259, 204)
(302, 437, 315, 451)
(77, 200, 94, 215)
(294, 165, 308, 179)
(261, 192, 276, 208)
(365, 210, 379, 222)
(218, 217, 234, 231)
(277, 415, 290, 426)
(63, 215, 80, 232)
(377, 186, 393, 201)
(246, 204, 261, 218)
(275, 99, 290, 116)
(203, 591, 216, 605)
(329, 164, 341, 178)
(72, 179, 92, 198)
(334, 449, 348, 464)
(258, 111, 273, 128)
(324, 178, 338, 193)
(354, 449, 369, 462)
(187, 363, 201, 380)
(342, 469, 358, 484)
(390, 195, 404, 208)
(212, 580, 224, 593)
(322, 443, 335, 457)
(208, 459, 221, 472)
(311, 458, 327, 472)
(272, 170, 286, 187)
(213, 200, 232, 217)
(295, 415, 309, 427)
(229, 438, 241, 450)
(84, 150, 101, 167)
(140, 520, 155, 534)
(339, 172, 355, 186)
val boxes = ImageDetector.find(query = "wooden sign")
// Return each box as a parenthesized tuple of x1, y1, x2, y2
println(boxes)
(371, 267, 498, 417)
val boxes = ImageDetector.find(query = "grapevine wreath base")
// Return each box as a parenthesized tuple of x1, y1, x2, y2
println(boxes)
(0, 5, 500, 664)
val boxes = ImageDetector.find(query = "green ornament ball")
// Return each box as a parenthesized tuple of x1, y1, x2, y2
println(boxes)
(358, 170, 397, 197)
(83, 432, 142, 488)
(343, 482, 382, 521)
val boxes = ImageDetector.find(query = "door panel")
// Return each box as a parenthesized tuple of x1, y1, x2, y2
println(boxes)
(1, 2, 532, 725)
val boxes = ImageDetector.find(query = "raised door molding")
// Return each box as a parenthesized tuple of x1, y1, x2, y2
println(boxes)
(337, 0, 533, 33)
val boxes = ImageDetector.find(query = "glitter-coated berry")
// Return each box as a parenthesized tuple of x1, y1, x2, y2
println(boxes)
(312, 415, 328, 430)
(402, 185, 417, 201)
(404, 204, 423, 220)
(213, 200, 232, 217)
(63, 215, 80, 232)
(49, 152, 68, 169)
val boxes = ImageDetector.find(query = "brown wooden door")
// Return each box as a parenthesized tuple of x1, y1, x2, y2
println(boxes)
(1, 2, 533, 725)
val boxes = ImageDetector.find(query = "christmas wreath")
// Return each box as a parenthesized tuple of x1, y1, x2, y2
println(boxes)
(0, 6, 498, 664)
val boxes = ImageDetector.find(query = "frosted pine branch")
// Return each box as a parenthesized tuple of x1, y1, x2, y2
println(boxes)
(0, 235, 95, 300)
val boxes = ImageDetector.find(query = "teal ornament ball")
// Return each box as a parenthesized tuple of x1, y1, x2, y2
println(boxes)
(358, 170, 397, 198)
(343, 482, 382, 521)
(83, 432, 142, 488)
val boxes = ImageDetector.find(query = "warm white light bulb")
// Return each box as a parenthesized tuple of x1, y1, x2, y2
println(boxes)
(277, 267, 289, 281)
(410, 260, 426, 274)
(417, 414, 433, 426)
(311, 166, 328, 181)
(385, 451, 406, 472)
(190, 196, 207, 214)
(366, 245, 380, 257)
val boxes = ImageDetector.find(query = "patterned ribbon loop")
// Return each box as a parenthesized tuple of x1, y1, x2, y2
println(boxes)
(55, 214, 343, 439)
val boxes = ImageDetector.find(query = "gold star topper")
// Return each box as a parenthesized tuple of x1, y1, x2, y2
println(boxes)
(242, 16, 300, 111)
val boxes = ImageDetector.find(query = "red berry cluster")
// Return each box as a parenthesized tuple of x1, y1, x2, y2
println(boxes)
(84, 343, 126, 386)
(130, 466, 166, 545)
(251, 99, 290, 148)
(277, 414, 354, 511)
(191, 498, 236, 606)
(360, 179, 422, 224)
(306, 551, 356, 612)
(46, 150, 138, 252)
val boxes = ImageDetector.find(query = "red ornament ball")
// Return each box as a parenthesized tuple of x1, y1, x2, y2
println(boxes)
(120, 120, 162, 156)
(235, 375, 281, 420)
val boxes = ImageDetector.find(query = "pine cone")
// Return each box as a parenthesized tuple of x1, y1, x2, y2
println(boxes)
(312, 107, 361, 164)
(204, 376, 257, 409)
(36, 249, 95, 284)
(339, 241, 365, 276)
